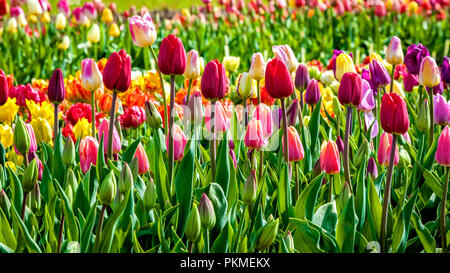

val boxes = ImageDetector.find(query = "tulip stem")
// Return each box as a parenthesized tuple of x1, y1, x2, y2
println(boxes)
(94, 204, 107, 253)
(343, 107, 352, 186)
(150, 46, 168, 137)
(54, 103, 59, 142)
(357, 110, 363, 135)
(203, 228, 210, 253)
(91, 91, 96, 138)
(380, 134, 398, 253)
(389, 65, 396, 93)
(168, 75, 175, 189)
(210, 101, 216, 181)
(428, 89, 434, 148)
(257, 80, 261, 105)
(107, 91, 118, 160)
(281, 98, 289, 166)
(57, 214, 65, 253)
(440, 167, 449, 252)
(328, 175, 333, 203)
(21, 191, 29, 221)
(188, 241, 194, 253)
(294, 162, 299, 201)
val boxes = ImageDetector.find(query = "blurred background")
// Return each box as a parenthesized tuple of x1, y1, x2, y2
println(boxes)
(49, 0, 198, 10)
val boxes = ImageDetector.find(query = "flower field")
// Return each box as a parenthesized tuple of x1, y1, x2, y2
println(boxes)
(0, 0, 449, 255)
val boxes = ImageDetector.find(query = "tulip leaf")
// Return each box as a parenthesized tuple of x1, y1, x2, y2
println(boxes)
(291, 218, 325, 253)
(153, 132, 170, 211)
(122, 137, 142, 164)
(209, 183, 228, 231)
(294, 172, 324, 221)
(355, 158, 367, 231)
(11, 205, 42, 253)
(7, 166, 23, 214)
(277, 162, 291, 226)
(411, 211, 435, 253)
(312, 201, 338, 236)
(55, 180, 79, 242)
(51, 131, 65, 186)
(391, 190, 418, 253)
(308, 97, 322, 159)
(96, 136, 106, 183)
(215, 135, 230, 197)
(0, 208, 16, 250)
(211, 221, 231, 253)
(336, 196, 357, 253)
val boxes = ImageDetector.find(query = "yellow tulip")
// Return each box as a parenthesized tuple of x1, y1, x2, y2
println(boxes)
(55, 13, 67, 30)
(0, 124, 14, 148)
(87, 24, 101, 43)
(26, 100, 55, 127)
(17, 14, 27, 28)
(101, 8, 114, 24)
(419, 56, 440, 88)
(0, 98, 19, 124)
(31, 117, 53, 145)
(41, 12, 51, 23)
(73, 118, 91, 140)
(58, 36, 70, 50)
(6, 18, 18, 34)
(335, 53, 356, 81)
(369, 52, 383, 63)
(181, 8, 191, 18)
(108, 23, 120, 38)
(392, 81, 405, 98)
(223, 56, 240, 73)
(29, 14, 38, 24)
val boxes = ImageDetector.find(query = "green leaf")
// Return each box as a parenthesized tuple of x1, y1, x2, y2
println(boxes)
(336, 196, 357, 253)
(96, 136, 106, 182)
(294, 172, 324, 220)
(208, 183, 228, 231)
(51, 131, 65, 185)
(355, 158, 367, 231)
(54, 181, 79, 242)
(277, 163, 291, 226)
(11, 205, 42, 253)
(411, 211, 435, 253)
(80, 201, 98, 253)
(7, 167, 23, 216)
(211, 221, 231, 253)
(291, 218, 325, 253)
(215, 135, 230, 196)
(312, 201, 338, 236)
(391, 190, 418, 253)
(0, 208, 16, 250)
(308, 97, 322, 159)
(122, 137, 142, 164)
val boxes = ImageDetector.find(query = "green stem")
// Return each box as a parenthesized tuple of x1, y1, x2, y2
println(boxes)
(91, 91, 96, 138)
(210, 101, 216, 182)
(168, 75, 175, 189)
(294, 162, 299, 201)
(203, 228, 210, 253)
(328, 175, 333, 203)
(107, 91, 118, 160)
(150, 46, 168, 137)
(380, 134, 398, 253)
(428, 88, 434, 148)
(94, 204, 106, 253)
(441, 167, 449, 252)
(54, 103, 59, 141)
(389, 65, 396, 93)
(281, 98, 289, 165)
(21, 191, 29, 221)
(343, 107, 352, 186)
(57, 214, 65, 253)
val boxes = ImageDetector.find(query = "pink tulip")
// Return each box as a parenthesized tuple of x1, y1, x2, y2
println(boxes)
(252, 103, 273, 139)
(98, 118, 121, 154)
(79, 136, 99, 173)
(283, 126, 304, 162)
(244, 118, 267, 149)
(167, 124, 187, 162)
(134, 143, 149, 174)
(205, 101, 230, 133)
(377, 132, 399, 167)
(435, 126, 450, 166)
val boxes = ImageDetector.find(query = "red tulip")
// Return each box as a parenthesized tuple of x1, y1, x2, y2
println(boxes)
(79, 136, 99, 173)
(380, 92, 409, 135)
(338, 72, 362, 107)
(103, 49, 131, 92)
(0, 69, 8, 106)
(320, 140, 340, 174)
(157, 34, 186, 75)
(435, 126, 450, 166)
(282, 126, 304, 162)
(201, 60, 228, 100)
(377, 132, 399, 167)
(265, 57, 293, 99)
(134, 143, 149, 174)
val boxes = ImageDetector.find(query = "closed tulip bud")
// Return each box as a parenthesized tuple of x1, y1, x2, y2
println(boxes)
(198, 193, 215, 230)
(243, 170, 257, 204)
(55, 12, 66, 30)
(185, 203, 201, 242)
(145, 100, 162, 129)
(283, 126, 304, 162)
(435, 126, 450, 166)
(167, 124, 187, 162)
(419, 56, 440, 88)
(158, 34, 186, 75)
(398, 147, 411, 167)
(143, 179, 157, 210)
(405, 43, 429, 75)
(441, 57, 450, 84)
(129, 13, 157, 47)
(62, 137, 75, 167)
(98, 118, 121, 154)
(66, 169, 77, 194)
(244, 118, 267, 149)
(134, 143, 149, 174)
(249, 52, 266, 81)
(101, 8, 114, 24)
(79, 136, 99, 174)
(380, 92, 409, 135)
(64, 184, 73, 207)
(0, 69, 9, 106)
(83, 2, 97, 19)
(87, 24, 100, 43)
(103, 49, 131, 92)
(378, 132, 399, 166)
(354, 139, 369, 168)
(223, 56, 240, 73)
(304, 79, 321, 106)
(27, 0, 43, 15)
(338, 72, 362, 107)
(265, 57, 294, 99)
(13, 117, 30, 156)
(108, 23, 120, 38)
(335, 53, 356, 82)
(386, 36, 403, 65)
(433, 94, 449, 126)
(333, 96, 342, 119)
(99, 171, 116, 206)
(81, 58, 102, 92)
(284, 231, 294, 252)
(28, 183, 41, 212)
(119, 163, 133, 195)
(0, 190, 11, 215)
(22, 158, 38, 193)
(184, 50, 201, 79)
(256, 219, 279, 251)
(236, 72, 253, 98)
(6, 17, 17, 34)
(369, 59, 391, 89)
(320, 140, 340, 174)
(273, 45, 298, 73)
(253, 103, 273, 139)
(294, 64, 310, 91)
(417, 100, 430, 132)
(367, 157, 378, 179)
(286, 99, 299, 126)
(201, 60, 228, 100)
(188, 91, 204, 124)
(48, 68, 65, 103)
(129, 157, 139, 180)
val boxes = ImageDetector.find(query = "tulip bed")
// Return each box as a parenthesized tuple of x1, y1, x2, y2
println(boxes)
(0, 0, 449, 255)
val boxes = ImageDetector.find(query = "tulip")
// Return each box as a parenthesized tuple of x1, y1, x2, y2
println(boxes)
(249, 52, 266, 81)
(108, 23, 120, 38)
(320, 140, 340, 174)
(48, 68, 65, 103)
(87, 24, 101, 44)
(6, 18, 17, 34)
(58, 36, 70, 50)
(286, 99, 299, 127)
(236, 72, 254, 99)
(27, 0, 43, 15)
(386, 36, 403, 66)
(79, 136, 99, 174)
(133, 143, 149, 175)
(0, 69, 8, 106)
(83, 2, 97, 19)
(252, 103, 273, 139)
(143, 178, 156, 211)
(101, 8, 113, 24)
(357, 79, 375, 112)
(405, 43, 429, 75)
(167, 124, 187, 162)
(337, 72, 362, 107)
(334, 53, 356, 82)
(243, 170, 257, 204)
(377, 132, 399, 166)
(417, 99, 430, 133)
(98, 118, 121, 154)
(295, 63, 310, 110)
(369, 59, 391, 90)
(55, 13, 66, 30)
(272, 45, 298, 73)
(403, 72, 419, 92)
(185, 203, 201, 246)
(73, 7, 89, 26)
(244, 118, 268, 149)
(223, 56, 240, 73)
(201, 59, 228, 100)
(145, 100, 162, 129)
(367, 157, 378, 179)
(419, 56, 440, 88)
(30, 117, 52, 145)
(265, 57, 293, 99)
(22, 158, 38, 194)
(129, 13, 157, 48)
(158, 34, 186, 76)
(282, 126, 304, 162)
(184, 50, 201, 80)
(380, 92, 409, 135)
(441, 57, 450, 84)
(0, 0, 7, 16)
(304, 79, 321, 106)
(256, 219, 279, 251)
(199, 193, 216, 231)
(187, 91, 204, 126)
(81, 58, 103, 91)
(433, 94, 449, 126)
(57, 0, 70, 17)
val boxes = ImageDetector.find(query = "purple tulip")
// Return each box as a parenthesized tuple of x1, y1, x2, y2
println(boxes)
(367, 157, 378, 179)
(304, 79, 321, 106)
(404, 43, 429, 75)
(364, 111, 379, 139)
(433, 94, 449, 126)
(294, 64, 310, 91)
(357, 79, 375, 111)
(441, 56, 450, 84)
(403, 72, 419, 92)
(48, 68, 65, 103)
(286, 99, 299, 126)
(336, 135, 344, 154)
(369, 60, 391, 89)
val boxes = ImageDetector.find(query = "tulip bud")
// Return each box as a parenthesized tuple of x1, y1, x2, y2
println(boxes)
(55, 13, 67, 30)
(79, 136, 99, 174)
(332, 97, 342, 119)
(419, 56, 440, 88)
(435, 126, 450, 166)
(22, 158, 39, 193)
(184, 50, 201, 79)
(119, 163, 133, 195)
(273, 45, 298, 73)
(249, 53, 266, 81)
(236, 72, 253, 98)
(62, 137, 75, 167)
(294, 64, 310, 91)
(284, 231, 294, 252)
(380, 92, 409, 135)
(13, 117, 30, 156)
(244, 118, 267, 149)
(201, 59, 228, 100)
(369, 59, 391, 89)
(66, 169, 77, 194)
(103, 49, 132, 92)
(167, 124, 188, 162)
(143, 178, 157, 210)
(378, 132, 399, 166)
(27, 0, 43, 15)
(283, 126, 304, 162)
(0, 69, 9, 106)
(134, 143, 149, 175)
(338, 72, 362, 107)
(6, 17, 18, 34)
(265, 57, 294, 99)
(98, 118, 121, 154)
(48, 68, 65, 103)
(243, 170, 257, 204)
(304, 79, 321, 106)
(198, 193, 215, 230)
(320, 140, 340, 174)
(223, 56, 240, 73)
(286, 100, 299, 127)
(256, 219, 279, 251)
(354, 139, 369, 169)
(405, 43, 429, 75)
(185, 203, 201, 242)
(28, 183, 41, 213)
(441, 57, 450, 85)
(158, 34, 186, 75)
(386, 36, 403, 66)
(108, 23, 120, 38)
(335, 53, 356, 82)
(417, 100, 430, 133)
(99, 171, 116, 206)
(101, 8, 114, 24)
(58, 36, 70, 51)
(87, 24, 100, 43)
(187, 91, 204, 125)
(433, 94, 449, 126)
(367, 157, 378, 179)
(0, 190, 11, 215)
(81, 58, 103, 92)
(144, 100, 162, 129)
(129, 13, 157, 47)
(398, 147, 411, 167)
